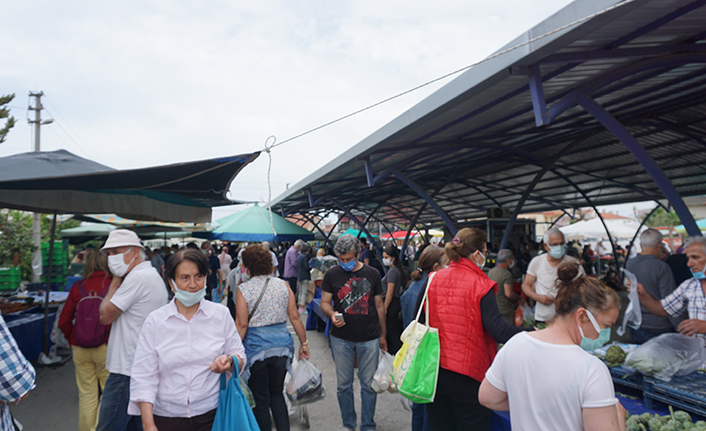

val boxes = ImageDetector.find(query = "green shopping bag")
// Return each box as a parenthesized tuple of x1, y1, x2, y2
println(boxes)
(391, 273, 440, 404)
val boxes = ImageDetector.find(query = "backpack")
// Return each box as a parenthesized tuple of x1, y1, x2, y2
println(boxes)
(74, 281, 110, 348)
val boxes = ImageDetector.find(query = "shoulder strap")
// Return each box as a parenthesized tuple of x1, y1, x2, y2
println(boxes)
(415, 272, 436, 324)
(248, 278, 271, 322)
(76, 280, 89, 298)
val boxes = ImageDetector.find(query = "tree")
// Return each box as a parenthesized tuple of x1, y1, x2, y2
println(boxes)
(0, 94, 16, 144)
(0, 211, 37, 281)
(641, 208, 681, 228)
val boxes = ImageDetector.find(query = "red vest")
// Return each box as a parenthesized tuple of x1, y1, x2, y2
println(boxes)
(428, 258, 498, 382)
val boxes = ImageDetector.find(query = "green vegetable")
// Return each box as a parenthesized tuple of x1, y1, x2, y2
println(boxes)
(639, 412, 653, 422)
(649, 416, 665, 431)
(675, 411, 693, 423)
(606, 345, 627, 368)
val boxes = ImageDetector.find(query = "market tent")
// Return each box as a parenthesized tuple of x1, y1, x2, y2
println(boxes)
(559, 217, 646, 240)
(59, 223, 115, 244)
(674, 218, 706, 234)
(0, 149, 259, 223)
(341, 228, 379, 239)
(381, 231, 421, 240)
(199, 204, 314, 243)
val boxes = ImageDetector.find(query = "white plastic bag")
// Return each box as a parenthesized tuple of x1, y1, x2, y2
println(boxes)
(286, 359, 325, 405)
(624, 333, 706, 381)
(371, 351, 394, 393)
(617, 268, 642, 336)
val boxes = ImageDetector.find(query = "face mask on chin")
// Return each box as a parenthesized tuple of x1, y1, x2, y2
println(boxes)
(171, 279, 207, 307)
(690, 261, 706, 280)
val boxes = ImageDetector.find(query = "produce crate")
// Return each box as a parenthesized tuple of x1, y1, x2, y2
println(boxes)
(610, 366, 644, 391)
(643, 373, 706, 417)
(0, 267, 21, 290)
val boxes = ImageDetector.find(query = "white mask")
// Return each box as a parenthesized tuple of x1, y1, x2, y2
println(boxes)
(509, 260, 516, 269)
(382, 258, 392, 267)
(108, 248, 136, 277)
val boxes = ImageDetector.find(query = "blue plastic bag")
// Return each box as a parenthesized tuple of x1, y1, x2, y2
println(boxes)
(211, 361, 259, 431)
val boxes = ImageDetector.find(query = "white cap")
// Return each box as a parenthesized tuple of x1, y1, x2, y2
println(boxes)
(101, 229, 144, 254)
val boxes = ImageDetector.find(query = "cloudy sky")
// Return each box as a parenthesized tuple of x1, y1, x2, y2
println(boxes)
(1, 0, 650, 222)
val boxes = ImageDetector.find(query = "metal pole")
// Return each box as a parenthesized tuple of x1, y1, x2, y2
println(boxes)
(29, 92, 44, 283)
(42, 212, 57, 354)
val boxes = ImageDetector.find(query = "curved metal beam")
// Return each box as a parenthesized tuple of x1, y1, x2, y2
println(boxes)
(624, 205, 661, 266)
(392, 170, 457, 236)
(300, 213, 336, 251)
(579, 96, 701, 237)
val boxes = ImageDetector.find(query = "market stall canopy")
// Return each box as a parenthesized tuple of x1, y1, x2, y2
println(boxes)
(197, 203, 314, 242)
(272, 0, 706, 242)
(559, 217, 647, 240)
(73, 214, 210, 233)
(674, 218, 706, 234)
(341, 228, 379, 239)
(0, 150, 259, 223)
(381, 231, 421, 240)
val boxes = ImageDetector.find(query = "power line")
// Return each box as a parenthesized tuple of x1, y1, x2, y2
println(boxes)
(268, 0, 636, 151)
(42, 95, 104, 162)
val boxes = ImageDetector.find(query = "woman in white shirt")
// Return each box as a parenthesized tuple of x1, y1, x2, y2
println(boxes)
(479, 261, 626, 431)
(130, 249, 246, 431)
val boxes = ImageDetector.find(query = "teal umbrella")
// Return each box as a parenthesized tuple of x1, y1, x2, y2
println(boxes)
(201, 204, 314, 242)
(341, 228, 379, 239)
(674, 218, 706, 234)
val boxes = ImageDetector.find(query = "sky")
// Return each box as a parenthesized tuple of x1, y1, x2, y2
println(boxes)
(0, 0, 657, 223)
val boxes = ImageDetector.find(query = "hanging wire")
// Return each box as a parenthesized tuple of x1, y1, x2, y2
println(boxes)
(263, 135, 278, 237)
(267, 0, 637, 151)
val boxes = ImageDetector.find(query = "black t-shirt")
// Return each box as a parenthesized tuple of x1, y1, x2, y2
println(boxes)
(321, 264, 383, 342)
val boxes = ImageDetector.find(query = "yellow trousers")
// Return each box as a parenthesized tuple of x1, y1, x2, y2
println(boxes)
(72, 344, 109, 431)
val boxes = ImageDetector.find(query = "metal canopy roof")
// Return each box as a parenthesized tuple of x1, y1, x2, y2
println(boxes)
(273, 0, 706, 237)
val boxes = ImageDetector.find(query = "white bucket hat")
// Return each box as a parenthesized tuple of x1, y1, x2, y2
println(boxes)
(100, 229, 144, 254)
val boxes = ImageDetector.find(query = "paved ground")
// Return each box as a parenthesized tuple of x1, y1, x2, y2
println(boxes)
(11, 312, 413, 430)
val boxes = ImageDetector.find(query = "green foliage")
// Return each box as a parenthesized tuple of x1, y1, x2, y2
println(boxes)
(0, 94, 16, 144)
(642, 208, 682, 228)
(0, 211, 37, 281)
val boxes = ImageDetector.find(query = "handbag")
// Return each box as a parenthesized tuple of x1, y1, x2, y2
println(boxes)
(390, 272, 440, 404)
(211, 359, 260, 431)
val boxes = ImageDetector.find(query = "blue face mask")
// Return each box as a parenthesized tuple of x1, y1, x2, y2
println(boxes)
(548, 245, 566, 259)
(171, 279, 207, 307)
(339, 260, 356, 272)
(578, 309, 610, 351)
(690, 262, 706, 280)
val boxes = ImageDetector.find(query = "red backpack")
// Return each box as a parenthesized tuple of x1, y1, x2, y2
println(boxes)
(74, 281, 110, 348)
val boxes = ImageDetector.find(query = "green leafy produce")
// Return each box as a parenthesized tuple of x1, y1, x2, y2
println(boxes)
(625, 405, 706, 430)
(605, 345, 627, 368)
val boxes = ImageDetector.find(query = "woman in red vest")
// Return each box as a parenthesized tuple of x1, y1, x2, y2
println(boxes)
(426, 228, 530, 431)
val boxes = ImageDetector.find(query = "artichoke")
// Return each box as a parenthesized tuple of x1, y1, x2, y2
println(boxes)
(675, 411, 693, 423)
(605, 345, 627, 367)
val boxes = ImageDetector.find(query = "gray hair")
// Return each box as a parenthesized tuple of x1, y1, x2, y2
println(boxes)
(334, 234, 362, 256)
(294, 239, 306, 248)
(261, 241, 270, 250)
(497, 249, 514, 264)
(543, 228, 565, 245)
(685, 236, 706, 254)
(639, 228, 663, 248)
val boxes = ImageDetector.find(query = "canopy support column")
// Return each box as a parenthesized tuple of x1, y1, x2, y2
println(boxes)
(579, 96, 700, 237)
(392, 170, 457, 236)
(42, 211, 57, 354)
(327, 197, 380, 251)
(401, 203, 429, 265)
(301, 213, 335, 252)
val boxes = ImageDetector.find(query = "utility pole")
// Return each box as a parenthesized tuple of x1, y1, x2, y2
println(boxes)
(27, 92, 53, 282)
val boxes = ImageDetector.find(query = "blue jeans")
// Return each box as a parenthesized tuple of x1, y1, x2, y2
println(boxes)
(96, 373, 143, 431)
(329, 335, 379, 431)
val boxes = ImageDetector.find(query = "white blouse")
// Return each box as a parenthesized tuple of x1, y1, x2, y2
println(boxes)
(129, 299, 246, 418)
